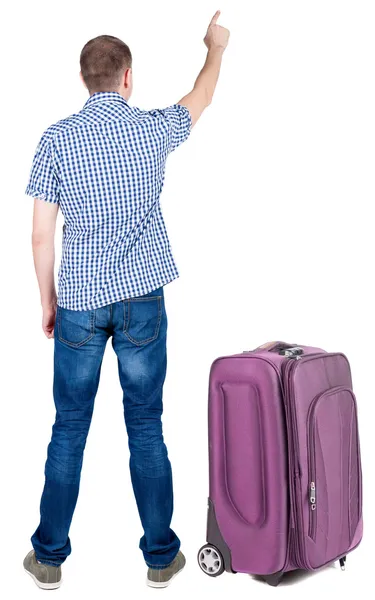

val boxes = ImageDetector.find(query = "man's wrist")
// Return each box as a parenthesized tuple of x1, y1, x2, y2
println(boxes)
(207, 46, 225, 57)
(42, 296, 57, 310)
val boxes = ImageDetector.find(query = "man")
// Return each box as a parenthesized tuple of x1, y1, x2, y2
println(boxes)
(23, 11, 229, 590)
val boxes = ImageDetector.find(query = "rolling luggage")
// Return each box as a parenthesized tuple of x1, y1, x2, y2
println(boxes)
(198, 342, 363, 586)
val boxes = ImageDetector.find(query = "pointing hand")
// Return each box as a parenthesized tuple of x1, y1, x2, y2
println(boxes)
(204, 10, 230, 52)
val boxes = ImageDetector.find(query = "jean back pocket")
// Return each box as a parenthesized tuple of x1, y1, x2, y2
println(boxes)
(123, 294, 162, 346)
(57, 306, 95, 348)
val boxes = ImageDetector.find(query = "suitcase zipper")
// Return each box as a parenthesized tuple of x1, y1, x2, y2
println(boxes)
(283, 356, 317, 570)
(307, 393, 318, 540)
(282, 358, 305, 569)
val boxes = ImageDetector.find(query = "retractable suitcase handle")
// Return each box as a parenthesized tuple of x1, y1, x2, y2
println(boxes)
(254, 341, 304, 356)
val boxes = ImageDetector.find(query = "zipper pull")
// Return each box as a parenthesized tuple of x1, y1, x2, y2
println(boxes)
(310, 482, 316, 510)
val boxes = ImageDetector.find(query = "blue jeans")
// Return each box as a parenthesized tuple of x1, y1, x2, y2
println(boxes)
(31, 287, 180, 568)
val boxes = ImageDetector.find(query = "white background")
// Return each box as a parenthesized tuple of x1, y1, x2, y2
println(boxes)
(0, 0, 374, 598)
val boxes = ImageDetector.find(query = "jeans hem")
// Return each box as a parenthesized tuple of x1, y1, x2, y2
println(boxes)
(145, 550, 179, 570)
(35, 556, 63, 568)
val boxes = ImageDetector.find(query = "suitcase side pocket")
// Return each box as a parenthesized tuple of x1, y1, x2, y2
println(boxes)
(220, 382, 266, 526)
(306, 387, 361, 557)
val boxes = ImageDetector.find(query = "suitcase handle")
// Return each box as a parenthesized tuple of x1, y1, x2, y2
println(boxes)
(245, 342, 304, 358)
(254, 341, 295, 352)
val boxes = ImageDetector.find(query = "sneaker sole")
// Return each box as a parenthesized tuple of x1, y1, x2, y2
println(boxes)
(24, 568, 62, 590)
(146, 566, 184, 588)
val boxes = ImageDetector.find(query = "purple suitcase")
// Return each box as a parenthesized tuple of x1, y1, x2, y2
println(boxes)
(198, 342, 363, 586)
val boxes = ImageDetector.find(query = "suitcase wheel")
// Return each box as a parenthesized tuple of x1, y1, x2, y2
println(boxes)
(198, 544, 225, 577)
(339, 556, 347, 571)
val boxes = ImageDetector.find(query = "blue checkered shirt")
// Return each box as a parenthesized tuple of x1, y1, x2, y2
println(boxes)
(26, 92, 191, 311)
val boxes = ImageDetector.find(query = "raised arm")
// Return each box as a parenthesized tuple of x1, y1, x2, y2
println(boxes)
(32, 198, 59, 338)
(178, 11, 230, 127)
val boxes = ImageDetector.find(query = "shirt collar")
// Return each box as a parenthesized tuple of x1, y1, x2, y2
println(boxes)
(84, 91, 128, 108)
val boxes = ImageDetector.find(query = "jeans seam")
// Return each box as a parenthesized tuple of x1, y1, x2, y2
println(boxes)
(130, 296, 162, 302)
(123, 299, 129, 332)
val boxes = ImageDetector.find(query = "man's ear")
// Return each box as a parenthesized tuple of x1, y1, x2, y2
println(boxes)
(124, 68, 132, 89)
(79, 72, 87, 89)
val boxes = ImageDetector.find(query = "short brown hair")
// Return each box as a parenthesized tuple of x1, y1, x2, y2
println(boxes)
(80, 35, 132, 93)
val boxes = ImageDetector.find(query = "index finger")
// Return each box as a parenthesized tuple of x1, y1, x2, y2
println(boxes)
(209, 10, 221, 27)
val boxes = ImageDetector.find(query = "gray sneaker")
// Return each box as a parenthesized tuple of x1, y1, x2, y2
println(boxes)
(23, 550, 62, 590)
(147, 551, 186, 588)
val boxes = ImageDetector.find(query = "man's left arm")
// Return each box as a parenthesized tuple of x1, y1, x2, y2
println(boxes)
(32, 199, 59, 338)
(26, 130, 60, 338)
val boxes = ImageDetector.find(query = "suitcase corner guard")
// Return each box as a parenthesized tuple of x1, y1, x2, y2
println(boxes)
(206, 498, 235, 573)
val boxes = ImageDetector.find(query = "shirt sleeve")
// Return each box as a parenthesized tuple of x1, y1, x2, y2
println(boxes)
(25, 131, 60, 203)
(155, 104, 192, 153)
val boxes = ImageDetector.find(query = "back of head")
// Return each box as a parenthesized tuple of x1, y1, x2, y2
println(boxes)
(80, 35, 132, 94)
